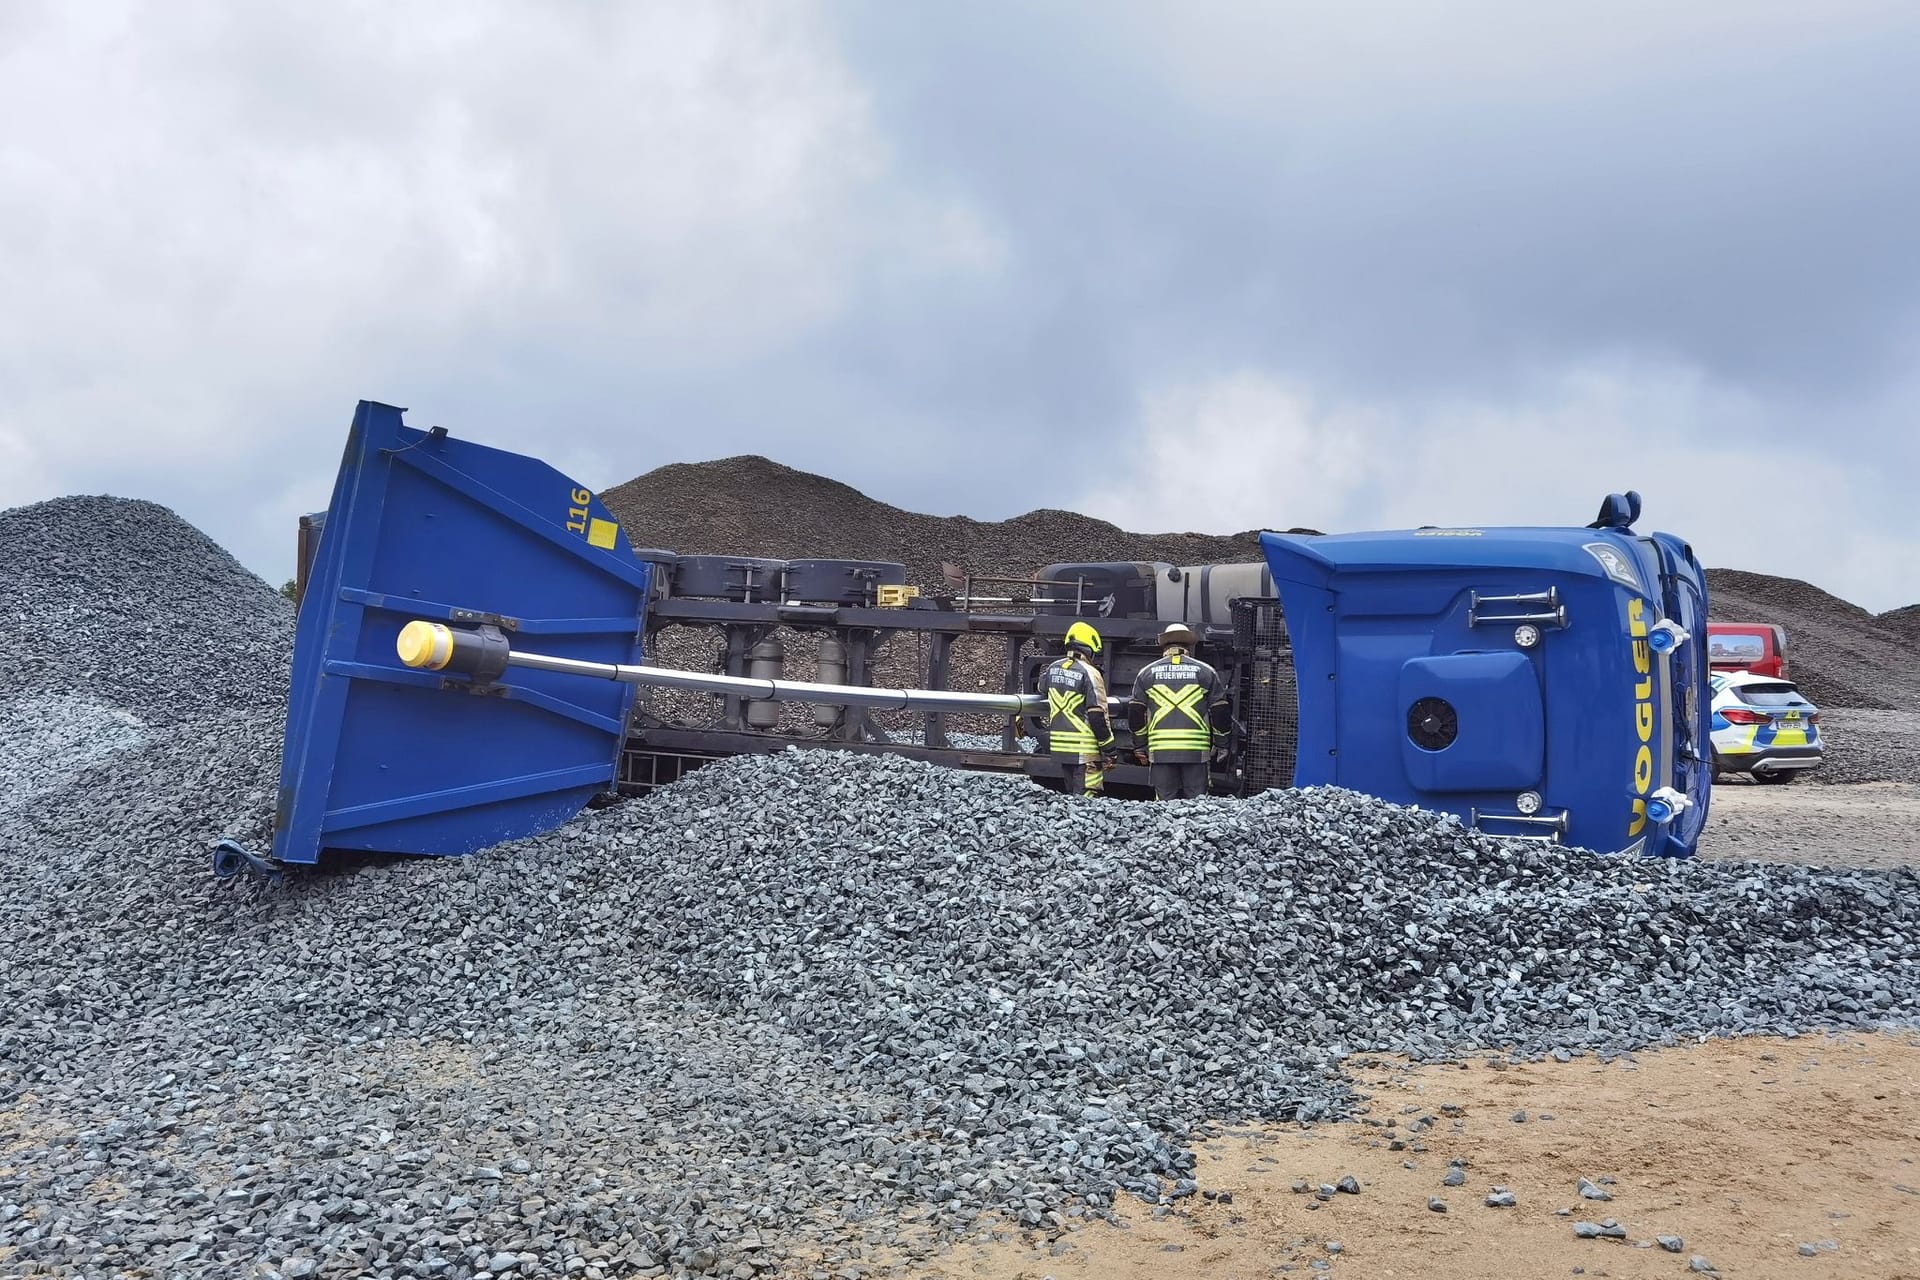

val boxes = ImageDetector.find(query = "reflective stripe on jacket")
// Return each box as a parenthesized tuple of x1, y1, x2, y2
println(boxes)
(1041, 656, 1113, 756)
(1128, 652, 1226, 763)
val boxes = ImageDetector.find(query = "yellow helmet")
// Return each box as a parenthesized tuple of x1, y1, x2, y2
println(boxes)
(1065, 621, 1102, 655)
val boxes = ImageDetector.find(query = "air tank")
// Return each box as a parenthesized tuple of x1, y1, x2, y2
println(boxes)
(745, 637, 785, 729)
(813, 635, 848, 728)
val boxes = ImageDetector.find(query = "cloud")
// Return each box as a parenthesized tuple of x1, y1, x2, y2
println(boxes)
(1076, 359, 1920, 612)
(1076, 375, 1377, 534)
(0, 1, 994, 551)
(1, 0, 1916, 618)
(840, 1, 1920, 406)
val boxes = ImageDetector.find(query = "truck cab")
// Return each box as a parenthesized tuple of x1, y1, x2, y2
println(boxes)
(1260, 492, 1711, 857)
(1706, 621, 1789, 679)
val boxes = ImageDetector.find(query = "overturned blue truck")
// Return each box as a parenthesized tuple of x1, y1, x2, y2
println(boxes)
(227, 400, 1712, 876)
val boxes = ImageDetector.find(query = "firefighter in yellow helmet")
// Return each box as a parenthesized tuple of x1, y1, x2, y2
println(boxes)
(1039, 620, 1117, 796)
(1127, 623, 1230, 800)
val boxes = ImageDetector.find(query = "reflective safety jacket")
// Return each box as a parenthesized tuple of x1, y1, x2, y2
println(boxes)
(1040, 655, 1113, 757)
(1128, 651, 1229, 763)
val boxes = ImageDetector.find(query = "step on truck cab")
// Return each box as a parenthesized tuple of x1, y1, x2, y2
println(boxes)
(1260, 491, 1712, 857)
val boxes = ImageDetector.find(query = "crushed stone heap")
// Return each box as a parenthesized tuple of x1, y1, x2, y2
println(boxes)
(3, 496, 1918, 1279)
(1706, 568, 1920, 713)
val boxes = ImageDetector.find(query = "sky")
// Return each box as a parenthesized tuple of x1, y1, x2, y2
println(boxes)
(4, 1, 1918, 611)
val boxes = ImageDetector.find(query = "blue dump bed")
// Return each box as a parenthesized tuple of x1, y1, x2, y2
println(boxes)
(1260, 515, 1712, 857)
(273, 402, 653, 865)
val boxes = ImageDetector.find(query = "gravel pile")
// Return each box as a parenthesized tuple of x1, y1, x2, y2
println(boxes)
(601, 455, 1267, 593)
(7, 498, 1920, 1280)
(0, 694, 145, 820)
(1877, 603, 1920, 646)
(8, 743, 1920, 1279)
(1706, 568, 1920, 712)
(1806, 707, 1920, 786)
(0, 496, 293, 725)
(1706, 568, 1917, 783)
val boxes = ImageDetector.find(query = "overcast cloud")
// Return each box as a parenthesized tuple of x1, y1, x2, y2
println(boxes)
(4, 1, 1917, 609)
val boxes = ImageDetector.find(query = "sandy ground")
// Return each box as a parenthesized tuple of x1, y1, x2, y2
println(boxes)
(904, 1033, 1920, 1280)
(1699, 782, 1920, 869)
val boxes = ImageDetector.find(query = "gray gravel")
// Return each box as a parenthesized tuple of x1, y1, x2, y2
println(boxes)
(1810, 707, 1920, 786)
(0, 496, 293, 726)
(1880, 603, 1920, 645)
(6, 497, 1920, 1279)
(0, 694, 146, 820)
(1708, 568, 1920, 712)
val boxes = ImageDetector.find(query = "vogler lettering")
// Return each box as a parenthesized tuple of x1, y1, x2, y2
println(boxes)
(1627, 597, 1654, 836)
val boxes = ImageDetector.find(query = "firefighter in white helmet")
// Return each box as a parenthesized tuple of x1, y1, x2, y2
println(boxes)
(1039, 621, 1117, 796)
(1127, 623, 1230, 800)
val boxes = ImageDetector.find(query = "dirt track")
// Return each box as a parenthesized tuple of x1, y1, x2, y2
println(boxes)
(930, 1033, 1920, 1280)
(1700, 782, 1920, 869)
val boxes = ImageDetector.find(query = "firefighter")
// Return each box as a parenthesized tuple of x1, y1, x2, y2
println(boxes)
(1127, 623, 1230, 800)
(1039, 621, 1116, 796)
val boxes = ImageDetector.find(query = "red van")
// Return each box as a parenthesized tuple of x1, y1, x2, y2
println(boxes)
(1707, 622, 1789, 678)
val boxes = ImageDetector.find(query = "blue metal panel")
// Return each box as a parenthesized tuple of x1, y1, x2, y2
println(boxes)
(1397, 653, 1543, 792)
(1646, 530, 1714, 851)
(273, 401, 652, 864)
(1261, 517, 1710, 857)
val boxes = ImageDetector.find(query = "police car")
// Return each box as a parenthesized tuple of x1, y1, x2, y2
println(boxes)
(1709, 670, 1824, 784)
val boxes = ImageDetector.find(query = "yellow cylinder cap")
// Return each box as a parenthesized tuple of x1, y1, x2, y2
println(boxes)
(396, 620, 454, 670)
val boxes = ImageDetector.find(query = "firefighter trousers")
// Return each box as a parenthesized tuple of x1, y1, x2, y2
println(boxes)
(1061, 758, 1106, 797)
(1149, 761, 1208, 801)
